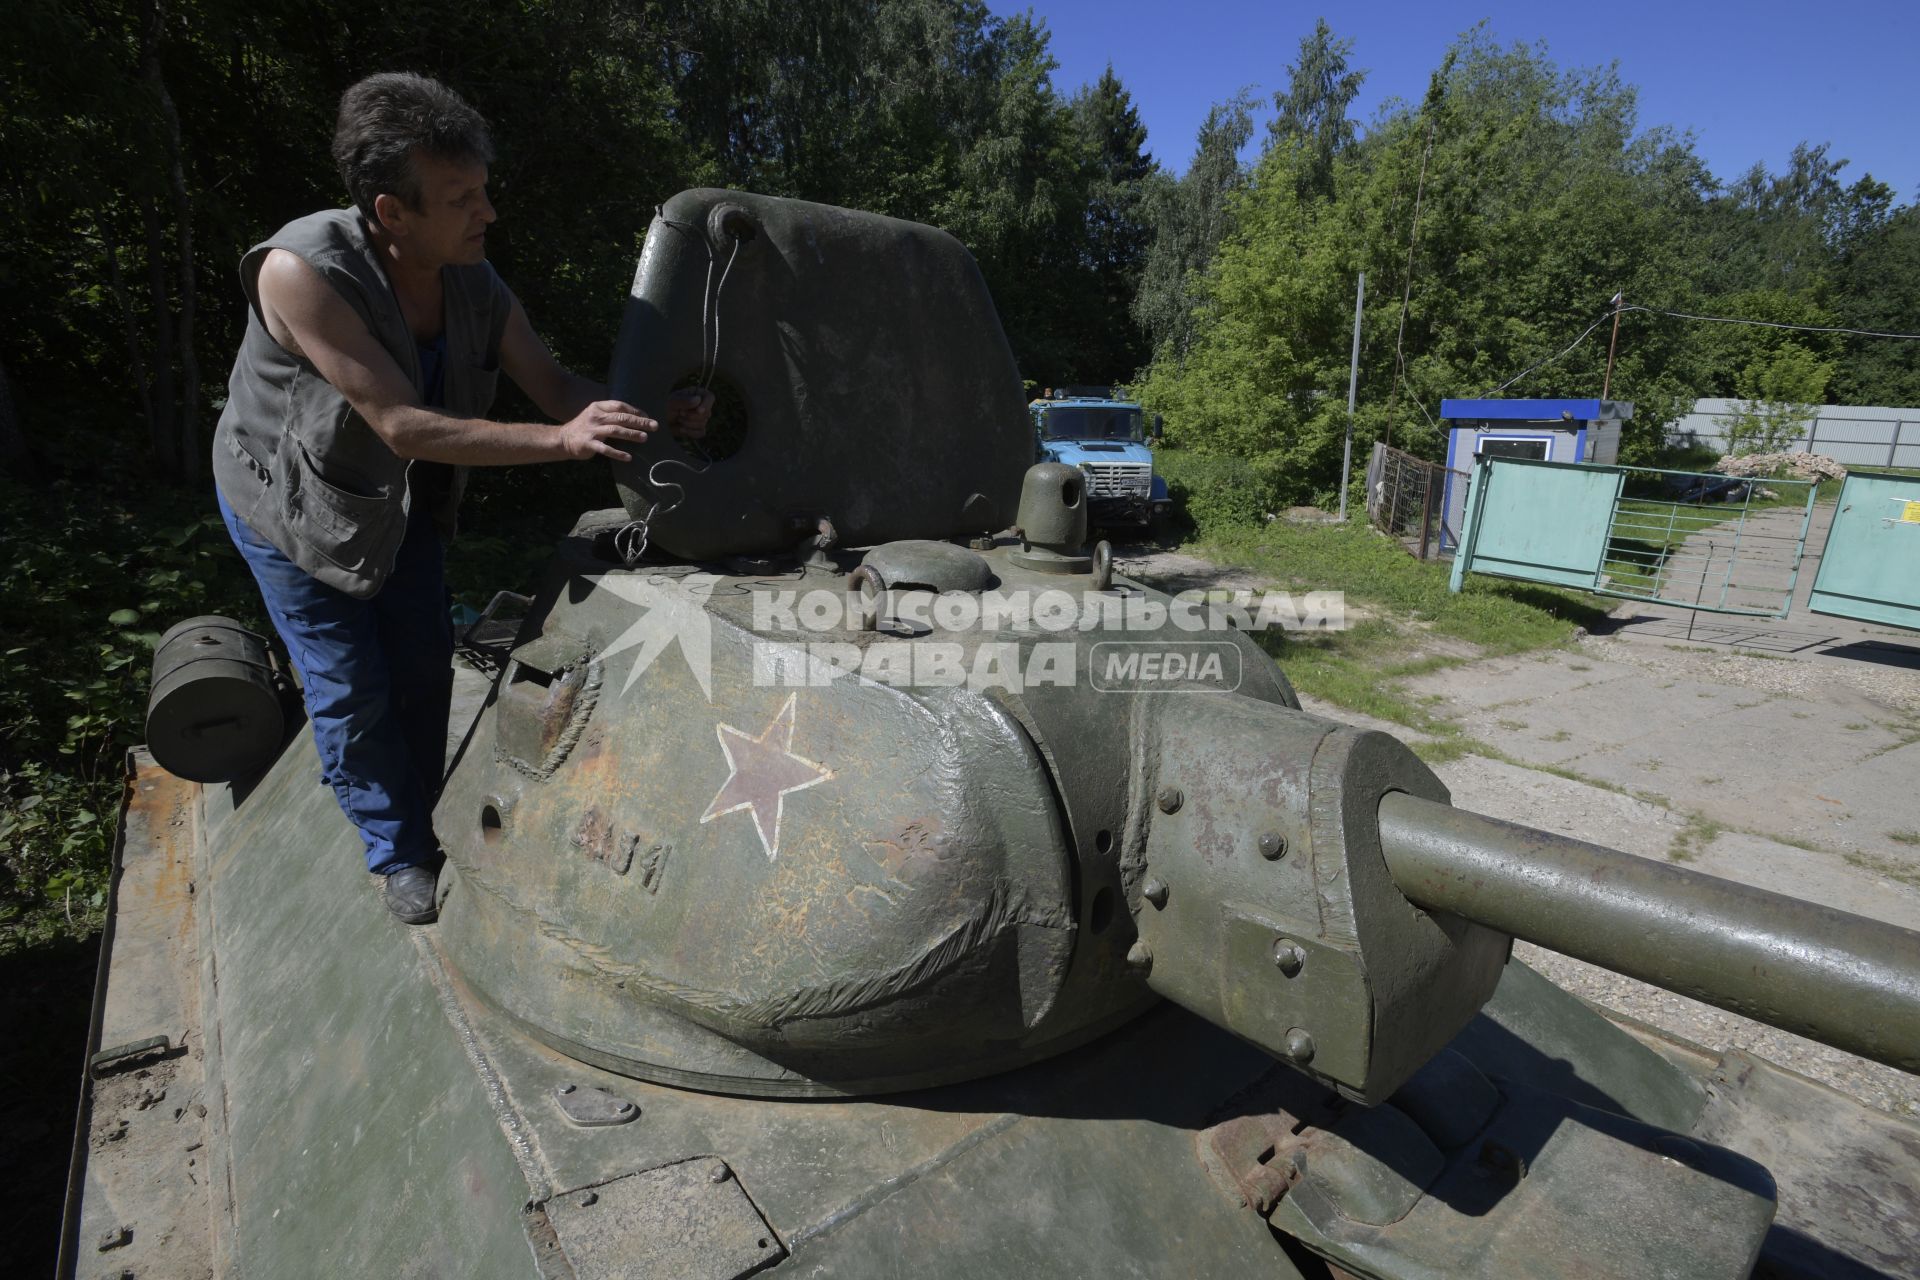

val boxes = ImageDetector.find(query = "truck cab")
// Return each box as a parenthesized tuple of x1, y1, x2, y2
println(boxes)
(1031, 387, 1171, 531)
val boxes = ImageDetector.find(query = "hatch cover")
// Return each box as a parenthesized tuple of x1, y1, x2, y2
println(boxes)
(544, 1159, 785, 1279)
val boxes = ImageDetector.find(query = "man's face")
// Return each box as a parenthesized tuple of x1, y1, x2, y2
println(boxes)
(377, 152, 496, 267)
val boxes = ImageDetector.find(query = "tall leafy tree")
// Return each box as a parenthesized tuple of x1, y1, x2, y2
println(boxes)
(1833, 205, 1920, 404)
(1138, 28, 1720, 502)
(1717, 341, 1836, 453)
(931, 12, 1083, 380)
(1064, 65, 1156, 379)
(1266, 17, 1365, 200)
(1133, 91, 1256, 364)
(5, 0, 1917, 490)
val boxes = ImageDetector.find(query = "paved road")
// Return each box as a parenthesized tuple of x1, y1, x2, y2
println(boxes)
(1347, 634, 1920, 1116)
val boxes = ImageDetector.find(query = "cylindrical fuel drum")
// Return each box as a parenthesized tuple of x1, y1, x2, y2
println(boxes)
(146, 616, 284, 782)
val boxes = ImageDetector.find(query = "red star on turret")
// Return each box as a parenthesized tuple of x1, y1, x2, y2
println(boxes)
(699, 694, 832, 860)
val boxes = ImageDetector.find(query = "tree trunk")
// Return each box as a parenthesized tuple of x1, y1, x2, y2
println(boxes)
(141, 198, 179, 478)
(103, 222, 158, 455)
(148, 0, 200, 484)
(0, 359, 33, 481)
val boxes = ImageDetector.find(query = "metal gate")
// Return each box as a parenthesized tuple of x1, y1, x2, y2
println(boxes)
(1450, 457, 1818, 619)
(1809, 469, 1920, 630)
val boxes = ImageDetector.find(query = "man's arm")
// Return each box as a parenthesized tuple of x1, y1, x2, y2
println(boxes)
(495, 287, 603, 423)
(255, 249, 655, 463)
(498, 287, 712, 441)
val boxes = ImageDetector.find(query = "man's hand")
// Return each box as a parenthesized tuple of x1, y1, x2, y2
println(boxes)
(666, 386, 715, 440)
(557, 401, 658, 462)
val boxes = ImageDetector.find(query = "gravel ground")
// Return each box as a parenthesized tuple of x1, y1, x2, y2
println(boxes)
(1581, 631, 1920, 717)
(1110, 546, 1285, 597)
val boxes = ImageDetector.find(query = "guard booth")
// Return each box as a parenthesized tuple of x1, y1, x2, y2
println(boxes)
(1439, 399, 1632, 550)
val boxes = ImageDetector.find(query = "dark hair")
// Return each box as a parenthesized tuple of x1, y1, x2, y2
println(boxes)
(331, 72, 494, 224)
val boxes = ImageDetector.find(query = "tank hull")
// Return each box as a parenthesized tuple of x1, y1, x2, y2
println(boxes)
(72, 616, 1920, 1279)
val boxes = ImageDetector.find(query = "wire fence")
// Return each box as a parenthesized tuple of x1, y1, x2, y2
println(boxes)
(1599, 468, 1819, 618)
(1366, 443, 1466, 560)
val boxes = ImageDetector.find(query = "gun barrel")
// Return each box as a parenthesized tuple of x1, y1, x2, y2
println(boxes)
(1376, 791, 1920, 1073)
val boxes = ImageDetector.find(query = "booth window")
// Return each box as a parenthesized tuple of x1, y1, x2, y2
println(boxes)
(1476, 436, 1551, 461)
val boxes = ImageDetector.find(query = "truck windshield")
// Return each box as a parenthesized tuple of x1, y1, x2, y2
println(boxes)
(1039, 407, 1144, 441)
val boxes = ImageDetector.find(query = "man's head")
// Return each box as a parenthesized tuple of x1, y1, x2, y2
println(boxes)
(332, 73, 496, 263)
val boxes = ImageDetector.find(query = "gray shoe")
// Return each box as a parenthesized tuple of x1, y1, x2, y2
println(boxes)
(380, 865, 439, 924)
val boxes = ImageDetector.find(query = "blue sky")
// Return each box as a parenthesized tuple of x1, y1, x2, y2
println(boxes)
(988, 1, 1919, 199)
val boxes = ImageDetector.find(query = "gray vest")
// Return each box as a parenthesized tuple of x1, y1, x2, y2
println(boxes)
(212, 209, 511, 599)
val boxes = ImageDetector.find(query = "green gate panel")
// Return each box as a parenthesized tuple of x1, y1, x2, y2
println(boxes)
(1451, 458, 1624, 591)
(1809, 470, 1920, 631)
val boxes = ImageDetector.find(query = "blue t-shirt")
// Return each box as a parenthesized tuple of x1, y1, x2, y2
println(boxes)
(417, 333, 448, 409)
(410, 335, 452, 521)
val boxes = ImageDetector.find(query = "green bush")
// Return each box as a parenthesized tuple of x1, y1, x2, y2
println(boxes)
(0, 474, 261, 938)
(1155, 447, 1285, 537)
(1655, 443, 1724, 473)
(0, 456, 592, 942)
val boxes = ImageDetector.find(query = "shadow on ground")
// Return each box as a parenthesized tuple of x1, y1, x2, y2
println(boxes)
(0, 932, 99, 1274)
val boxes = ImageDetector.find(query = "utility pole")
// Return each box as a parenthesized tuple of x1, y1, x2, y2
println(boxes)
(1339, 271, 1366, 522)
(1601, 290, 1624, 401)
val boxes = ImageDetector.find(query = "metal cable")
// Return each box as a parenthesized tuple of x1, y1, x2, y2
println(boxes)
(1482, 311, 1617, 395)
(1620, 305, 1920, 342)
(1482, 302, 1920, 398)
(705, 235, 742, 387)
(612, 215, 737, 567)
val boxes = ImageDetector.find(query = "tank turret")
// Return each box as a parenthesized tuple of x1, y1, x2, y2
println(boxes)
(438, 188, 1920, 1104)
(435, 505, 1920, 1101)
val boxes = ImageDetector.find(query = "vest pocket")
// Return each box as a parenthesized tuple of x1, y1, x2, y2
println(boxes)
(456, 359, 501, 418)
(277, 436, 402, 569)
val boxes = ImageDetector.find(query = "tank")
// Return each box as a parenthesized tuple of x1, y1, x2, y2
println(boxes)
(67, 190, 1920, 1280)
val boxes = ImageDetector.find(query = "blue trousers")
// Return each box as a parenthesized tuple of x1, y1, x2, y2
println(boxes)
(217, 486, 453, 874)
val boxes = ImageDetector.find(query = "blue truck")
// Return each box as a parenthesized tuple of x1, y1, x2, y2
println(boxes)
(1030, 386, 1171, 530)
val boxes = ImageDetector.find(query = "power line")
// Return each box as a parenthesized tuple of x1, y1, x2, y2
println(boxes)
(1619, 306, 1920, 342)
(1481, 304, 1920, 397)
(1483, 312, 1615, 395)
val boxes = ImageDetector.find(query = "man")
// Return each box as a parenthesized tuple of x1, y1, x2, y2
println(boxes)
(212, 72, 710, 923)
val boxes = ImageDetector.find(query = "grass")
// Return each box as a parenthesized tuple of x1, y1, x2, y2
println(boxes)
(1668, 813, 1726, 863)
(1258, 622, 1466, 732)
(1189, 519, 1608, 733)
(1843, 850, 1920, 891)
(1743, 476, 1838, 512)
(1889, 830, 1920, 847)
(1204, 520, 1610, 650)
(1411, 736, 1485, 767)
